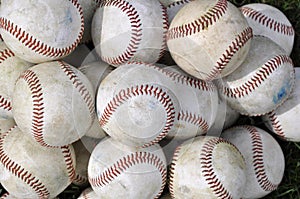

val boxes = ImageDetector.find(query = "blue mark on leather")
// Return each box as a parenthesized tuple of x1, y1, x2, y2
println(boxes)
(273, 81, 291, 104)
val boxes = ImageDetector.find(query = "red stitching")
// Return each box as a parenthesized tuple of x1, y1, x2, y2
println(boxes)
(99, 0, 142, 66)
(59, 61, 95, 122)
(159, 66, 216, 92)
(0, 95, 11, 112)
(99, 84, 176, 147)
(89, 151, 167, 199)
(177, 110, 209, 133)
(19, 70, 50, 147)
(266, 111, 286, 140)
(206, 27, 253, 81)
(129, 61, 216, 92)
(200, 138, 238, 199)
(243, 125, 279, 191)
(61, 145, 76, 181)
(0, 48, 15, 112)
(0, 0, 84, 59)
(168, 145, 183, 198)
(0, 126, 50, 198)
(73, 173, 88, 185)
(167, 0, 191, 9)
(167, 0, 228, 40)
(158, 3, 169, 61)
(240, 7, 295, 36)
(221, 55, 294, 98)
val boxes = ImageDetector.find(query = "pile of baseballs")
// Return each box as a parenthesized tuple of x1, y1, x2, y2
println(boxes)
(0, 0, 297, 198)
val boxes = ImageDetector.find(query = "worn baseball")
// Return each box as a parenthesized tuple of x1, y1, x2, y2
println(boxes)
(79, 61, 114, 139)
(161, 65, 219, 139)
(217, 36, 295, 116)
(169, 136, 246, 199)
(0, 118, 15, 136)
(0, 0, 84, 63)
(167, 0, 253, 80)
(166, 0, 193, 24)
(262, 67, 300, 142)
(240, 3, 295, 55)
(0, 192, 59, 199)
(0, 126, 76, 199)
(207, 94, 240, 136)
(12, 61, 95, 147)
(77, 0, 101, 44)
(221, 125, 285, 199)
(88, 137, 167, 199)
(96, 62, 182, 147)
(72, 139, 91, 186)
(0, 41, 33, 119)
(92, 0, 168, 66)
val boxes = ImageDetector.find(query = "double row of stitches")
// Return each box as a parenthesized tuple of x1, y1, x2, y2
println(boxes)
(130, 61, 216, 92)
(61, 145, 76, 182)
(99, 84, 176, 147)
(167, 0, 191, 9)
(154, 65, 216, 92)
(59, 61, 95, 122)
(0, 48, 15, 112)
(0, 127, 50, 198)
(245, 125, 279, 191)
(0, 0, 84, 59)
(240, 7, 295, 36)
(222, 55, 294, 98)
(200, 138, 234, 199)
(206, 27, 253, 81)
(158, 3, 169, 61)
(20, 70, 49, 147)
(167, 0, 228, 40)
(266, 111, 286, 139)
(177, 110, 209, 133)
(89, 151, 167, 198)
(168, 145, 183, 198)
(100, 0, 142, 66)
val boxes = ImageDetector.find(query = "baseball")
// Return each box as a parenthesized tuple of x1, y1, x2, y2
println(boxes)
(72, 139, 91, 186)
(240, 3, 295, 55)
(221, 125, 285, 199)
(88, 137, 167, 199)
(0, 0, 84, 63)
(167, 0, 253, 80)
(161, 65, 219, 139)
(91, 0, 168, 66)
(77, 0, 101, 44)
(207, 94, 240, 136)
(0, 125, 76, 199)
(79, 61, 114, 139)
(96, 62, 181, 147)
(12, 61, 95, 147)
(216, 36, 295, 116)
(0, 192, 59, 199)
(166, 0, 192, 24)
(0, 118, 15, 136)
(169, 136, 246, 199)
(263, 67, 300, 142)
(0, 41, 33, 119)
